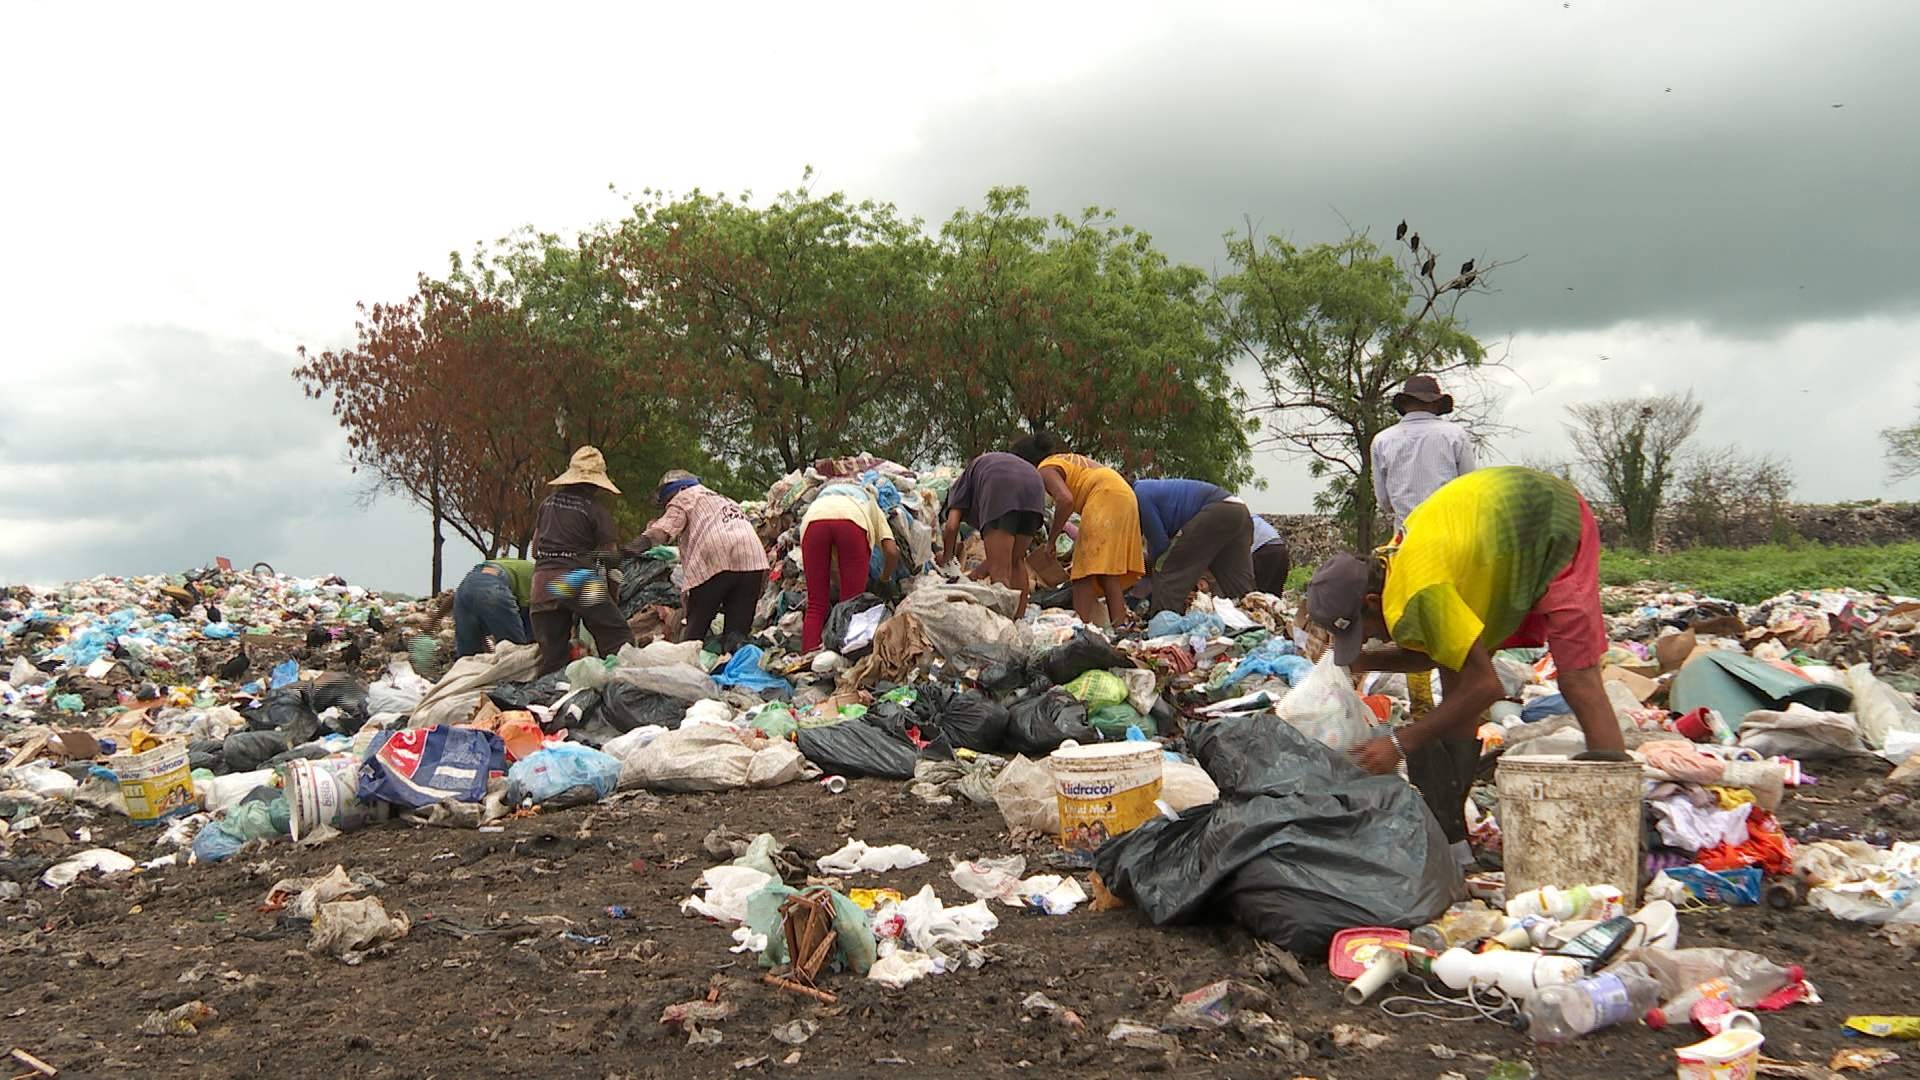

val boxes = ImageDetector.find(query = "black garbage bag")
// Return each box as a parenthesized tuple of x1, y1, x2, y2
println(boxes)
(307, 675, 370, 731)
(977, 657, 1029, 696)
(251, 688, 320, 745)
(264, 744, 334, 767)
(1004, 689, 1097, 757)
(592, 680, 690, 733)
(1031, 584, 1074, 610)
(939, 691, 1010, 752)
(1090, 713, 1461, 955)
(795, 722, 921, 779)
(221, 729, 293, 773)
(488, 670, 571, 712)
(862, 703, 955, 762)
(617, 555, 681, 618)
(1041, 629, 1134, 686)
(824, 593, 888, 658)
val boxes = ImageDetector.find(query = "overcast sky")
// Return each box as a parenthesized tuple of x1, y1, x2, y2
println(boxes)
(4, 1, 1916, 595)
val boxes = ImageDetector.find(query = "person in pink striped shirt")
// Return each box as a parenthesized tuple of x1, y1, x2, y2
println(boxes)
(636, 470, 771, 654)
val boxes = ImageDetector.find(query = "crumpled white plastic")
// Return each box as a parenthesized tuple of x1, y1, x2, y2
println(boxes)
(680, 865, 773, 923)
(868, 949, 935, 988)
(816, 839, 929, 875)
(1649, 795, 1754, 853)
(41, 848, 135, 888)
(947, 856, 1087, 914)
(895, 884, 998, 970)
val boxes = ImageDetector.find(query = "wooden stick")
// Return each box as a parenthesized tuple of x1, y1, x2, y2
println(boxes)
(8, 1047, 58, 1076)
(761, 974, 836, 1004)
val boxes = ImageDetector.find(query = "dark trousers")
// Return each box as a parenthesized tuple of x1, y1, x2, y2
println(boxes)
(1406, 736, 1480, 845)
(532, 598, 633, 677)
(1149, 500, 1256, 615)
(452, 565, 532, 657)
(1252, 538, 1292, 596)
(683, 569, 766, 654)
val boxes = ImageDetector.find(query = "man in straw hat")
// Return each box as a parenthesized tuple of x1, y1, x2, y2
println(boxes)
(634, 469, 770, 655)
(530, 446, 641, 676)
(1371, 373, 1476, 536)
(1304, 467, 1628, 860)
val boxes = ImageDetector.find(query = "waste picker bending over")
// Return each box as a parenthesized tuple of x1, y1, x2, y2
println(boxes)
(940, 451, 1047, 618)
(451, 557, 533, 658)
(1010, 429, 1144, 628)
(1306, 466, 1629, 786)
(799, 481, 900, 653)
(1131, 477, 1255, 616)
(635, 470, 770, 656)
(529, 446, 642, 676)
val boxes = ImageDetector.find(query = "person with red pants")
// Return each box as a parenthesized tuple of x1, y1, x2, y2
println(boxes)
(799, 482, 900, 652)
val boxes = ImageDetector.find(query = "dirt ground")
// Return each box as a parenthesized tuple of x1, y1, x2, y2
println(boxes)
(3, 753, 1915, 1080)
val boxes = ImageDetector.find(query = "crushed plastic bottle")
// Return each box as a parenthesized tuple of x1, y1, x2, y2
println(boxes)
(1645, 954, 1803, 1028)
(1524, 963, 1662, 1042)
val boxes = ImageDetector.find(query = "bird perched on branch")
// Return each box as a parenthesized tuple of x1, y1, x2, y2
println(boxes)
(1420, 255, 1436, 277)
(1460, 258, 1475, 276)
(1395, 220, 1408, 240)
(1409, 233, 1420, 254)
(217, 647, 250, 681)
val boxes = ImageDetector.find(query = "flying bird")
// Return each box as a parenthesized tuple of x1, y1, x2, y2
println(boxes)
(368, 610, 388, 635)
(1460, 258, 1475, 275)
(1420, 255, 1436, 277)
(1395, 220, 1407, 240)
(1831, 104, 1844, 108)
(1409, 233, 1420, 254)
(216, 647, 250, 681)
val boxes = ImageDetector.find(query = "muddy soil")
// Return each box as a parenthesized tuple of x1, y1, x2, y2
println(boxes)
(3, 754, 1915, 1080)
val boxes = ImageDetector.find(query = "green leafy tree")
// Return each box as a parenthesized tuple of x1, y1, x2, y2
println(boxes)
(1565, 391, 1702, 552)
(922, 187, 1253, 485)
(610, 178, 937, 488)
(1213, 224, 1501, 551)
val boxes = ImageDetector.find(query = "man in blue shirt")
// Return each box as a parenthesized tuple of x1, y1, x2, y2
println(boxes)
(1132, 478, 1256, 616)
(1249, 513, 1292, 595)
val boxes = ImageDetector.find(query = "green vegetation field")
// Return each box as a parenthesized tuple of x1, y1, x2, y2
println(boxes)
(1599, 542, 1920, 604)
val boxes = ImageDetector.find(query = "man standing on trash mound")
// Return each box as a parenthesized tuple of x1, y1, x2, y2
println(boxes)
(1305, 466, 1629, 799)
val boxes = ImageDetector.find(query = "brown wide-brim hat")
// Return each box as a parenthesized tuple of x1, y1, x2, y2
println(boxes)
(550, 446, 622, 494)
(1392, 373, 1455, 416)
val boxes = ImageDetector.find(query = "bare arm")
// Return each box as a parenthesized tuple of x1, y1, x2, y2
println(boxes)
(941, 508, 963, 567)
(1040, 467, 1075, 541)
(1398, 642, 1503, 753)
(880, 538, 900, 582)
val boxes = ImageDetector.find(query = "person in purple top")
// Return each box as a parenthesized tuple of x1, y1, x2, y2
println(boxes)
(1132, 477, 1256, 616)
(941, 451, 1047, 617)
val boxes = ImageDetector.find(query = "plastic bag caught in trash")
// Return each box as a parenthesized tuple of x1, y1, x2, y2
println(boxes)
(616, 724, 806, 792)
(992, 754, 1059, 834)
(796, 721, 921, 779)
(309, 896, 410, 959)
(1736, 706, 1867, 760)
(824, 593, 888, 658)
(1043, 629, 1135, 686)
(505, 743, 621, 805)
(1276, 654, 1374, 752)
(938, 691, 1009, 752)
(713, 645, 792, 694)
(1064, 669, 1129, 710)
(357, 726, 505, 808)
(1004, 689, 1098, 757)
(1091, 712, 1461, 954)
(592, 680, 691, 732)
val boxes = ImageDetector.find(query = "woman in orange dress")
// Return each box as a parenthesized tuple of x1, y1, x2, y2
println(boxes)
(1011, 430, 1144, 627)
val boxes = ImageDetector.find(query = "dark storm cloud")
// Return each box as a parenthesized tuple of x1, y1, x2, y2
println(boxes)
(865, 2, 1920, 338)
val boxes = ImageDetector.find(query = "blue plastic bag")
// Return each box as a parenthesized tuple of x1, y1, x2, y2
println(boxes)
(203, 623, 239, 640)
(1521, 694, 1570, 723)
(713, 644, 792, 694)
(1147, 610, 1227, 639)
(269, 659, 299, 690)
(1222, 639, 1314, 689)
(357, 726, 505, 808)
(505, 743, 621, 804)
(1664, 865, 1763, 906)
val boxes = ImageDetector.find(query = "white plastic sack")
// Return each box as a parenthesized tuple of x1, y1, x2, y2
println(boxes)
(1843, 663, 1920, 751)
(1737, 705, 1866, 760)
(410, 642, 541, 729)
(41, 848, 135, 888)
(1117, 668, 1160, 716)
(992, 754, 1058, 834)
(600, 725, 668, 761)
(618, 725, 806, 793)
(1160, 759, 1219, 811)
(678, 699, 737, 731)
(615, 639, 704, 670)
(818, 839, 930, 874)
(899, 580, 1024, 665)
(367, 656, 432, 716)
(6, 762, 78, 798)
(607, 662, 719, 703)
(1276, 654, 1374, 752)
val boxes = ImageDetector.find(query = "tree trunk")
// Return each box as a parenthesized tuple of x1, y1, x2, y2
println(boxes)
(429, 472, 446, 595)
(1353, 447, 1377, 555)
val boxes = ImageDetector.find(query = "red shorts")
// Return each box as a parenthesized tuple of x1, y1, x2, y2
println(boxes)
(1497, 497, 1605, 670)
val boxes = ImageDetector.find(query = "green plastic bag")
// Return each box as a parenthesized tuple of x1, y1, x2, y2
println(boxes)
(748, 703, 798, 740)
(1063, 669, 1128, 710)
(1089, 703, 1145, 738)
(743, 883, 876, 974)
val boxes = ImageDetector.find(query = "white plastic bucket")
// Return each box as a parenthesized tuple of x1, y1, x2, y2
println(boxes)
(286, 754, 389, 840)
(1496, 755, 1643, 910)
(1050, 741, 1163, 852)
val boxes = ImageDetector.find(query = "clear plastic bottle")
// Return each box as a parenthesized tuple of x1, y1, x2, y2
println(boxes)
(1523, 964, 1663, 1042)
(1410, 906, 1513, 953)
(1643, 954, 1803, 1029)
